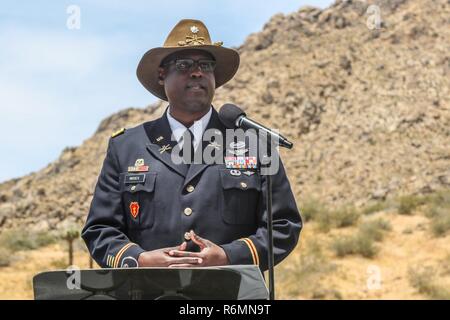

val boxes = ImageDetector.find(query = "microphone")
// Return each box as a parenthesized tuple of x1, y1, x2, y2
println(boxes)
(219, 103, 293, 149)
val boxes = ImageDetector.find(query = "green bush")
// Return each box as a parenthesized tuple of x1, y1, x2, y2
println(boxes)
(425, 205, 444, 218)
(0, 229, 57, 251)
(316, 210, 333, 232)
(359, 218, 392, 242)
(425, 190, 450, 209)
(430, 209, 450, 237)
(0, 247, 12, 267)
(331, 236, 356, 257)
(420, 189, 450, 237)
(331, 233, 379, 259)
(331, 218, 390, 259)
(362, 201, 389, 215)
(355, 234, 379, 258)
(333, 207, 361, 228)
(300, 199, 326, 222)
(409, 266, 450, 299)
(315, 207, 360, 232)
(279, 241, 338, 299)
(397, 195, 425, 215)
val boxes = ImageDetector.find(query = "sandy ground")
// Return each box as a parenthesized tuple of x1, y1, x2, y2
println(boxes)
(275, 211, 450, 299)
(0, 211, 449, 299)
(0, 242, 96, 300)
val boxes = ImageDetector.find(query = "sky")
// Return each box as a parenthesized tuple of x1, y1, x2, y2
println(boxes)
(0, 0, 333, 183)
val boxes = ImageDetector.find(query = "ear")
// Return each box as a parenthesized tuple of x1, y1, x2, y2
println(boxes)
(157, 67, 165, 85)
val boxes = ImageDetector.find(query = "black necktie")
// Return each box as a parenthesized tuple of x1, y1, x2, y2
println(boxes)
(181, 129, 195, 165)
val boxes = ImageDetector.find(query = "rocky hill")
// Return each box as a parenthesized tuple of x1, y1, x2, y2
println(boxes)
(0, 0, 449, 233)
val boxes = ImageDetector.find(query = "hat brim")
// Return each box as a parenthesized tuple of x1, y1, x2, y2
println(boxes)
(136, 45, 240, 101)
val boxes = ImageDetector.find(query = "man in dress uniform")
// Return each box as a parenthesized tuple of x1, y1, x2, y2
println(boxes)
(82, 19, 302, 271)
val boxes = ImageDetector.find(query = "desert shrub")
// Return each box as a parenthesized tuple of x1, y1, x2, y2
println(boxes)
(331, 233, 379, 258)
(362, 201, 389, 215)
(0, 229, 57, 251)
(408, 266, 450, 299)
(397, 195, 423, 215)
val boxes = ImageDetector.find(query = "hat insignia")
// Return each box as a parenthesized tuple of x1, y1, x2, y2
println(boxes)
(178, 34, 205, 47)
(190, 25, 199, 34)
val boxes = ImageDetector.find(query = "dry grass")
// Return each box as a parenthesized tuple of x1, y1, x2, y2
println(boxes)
(300, 199, 361, 232)
(362, 201, 390, 215)
(0, 229, 57, 251)
(0, 247, 13, 267)
(331, 218, 391, 259)
(277, 241, 340, 299)
(408, 266, 450, 299)
(421, 190, 450, 237)
(331, 234, 379, 258)
(300, 198, 326, 222)
(397, 195, 425, 215)
(430, 210, 450, 237)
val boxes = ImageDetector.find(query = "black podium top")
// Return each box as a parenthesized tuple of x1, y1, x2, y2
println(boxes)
(33, 265, 268, 300)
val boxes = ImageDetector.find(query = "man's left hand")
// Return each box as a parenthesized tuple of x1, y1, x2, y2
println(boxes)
(167, 230, 229, 267)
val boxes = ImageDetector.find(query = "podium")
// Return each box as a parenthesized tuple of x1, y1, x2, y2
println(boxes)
(33, 265, 269, 300)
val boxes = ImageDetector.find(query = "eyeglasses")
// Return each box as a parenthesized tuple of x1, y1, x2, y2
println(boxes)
(164, 59, 216, 73)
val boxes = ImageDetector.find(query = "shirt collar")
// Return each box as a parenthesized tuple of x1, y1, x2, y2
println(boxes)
(166, 106, 212, 150)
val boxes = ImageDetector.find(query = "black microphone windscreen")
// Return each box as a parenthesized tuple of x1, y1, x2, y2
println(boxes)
(218, 104, 246, 128)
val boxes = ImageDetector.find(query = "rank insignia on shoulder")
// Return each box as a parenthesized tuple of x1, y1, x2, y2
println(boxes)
(111, 128, 126, 138)
(225, 156, 258, 169)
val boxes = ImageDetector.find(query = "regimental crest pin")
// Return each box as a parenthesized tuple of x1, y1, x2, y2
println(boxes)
(128, 158, 149, 172)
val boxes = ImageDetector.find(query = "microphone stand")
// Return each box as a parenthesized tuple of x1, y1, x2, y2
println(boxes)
(265, 168, 275, 300)
(258, 133, 291, 300)
(259, 144, 276, 301)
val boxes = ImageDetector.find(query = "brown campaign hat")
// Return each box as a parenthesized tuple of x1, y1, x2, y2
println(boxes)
(136, 19, 240, 101)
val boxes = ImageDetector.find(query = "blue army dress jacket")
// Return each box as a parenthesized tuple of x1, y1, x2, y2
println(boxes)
(82, 107, 302, 271)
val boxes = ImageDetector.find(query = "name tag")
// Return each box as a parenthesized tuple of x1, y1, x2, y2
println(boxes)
(125, 173, 146, 184)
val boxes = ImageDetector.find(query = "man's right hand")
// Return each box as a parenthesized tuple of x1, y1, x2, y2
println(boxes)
(137, 242, 203, 267)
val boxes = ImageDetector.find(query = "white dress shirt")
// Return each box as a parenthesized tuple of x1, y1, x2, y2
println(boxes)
(166, 106, 212, 151)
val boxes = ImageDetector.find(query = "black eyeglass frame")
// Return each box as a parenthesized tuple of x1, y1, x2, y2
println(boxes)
(163, 58, 217, 73)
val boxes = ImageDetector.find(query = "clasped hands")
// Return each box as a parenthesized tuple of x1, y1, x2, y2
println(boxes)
(137, 230, 229, 268)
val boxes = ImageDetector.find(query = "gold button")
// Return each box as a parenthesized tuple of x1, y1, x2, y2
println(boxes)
(130, 185, 136, 191)
(184, 232, 191, 241)
(240, 182, 248, 189)
(186, 185, 195, 193)
(184, 207, 193, 216)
